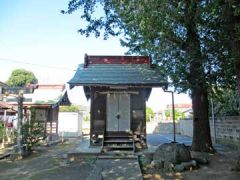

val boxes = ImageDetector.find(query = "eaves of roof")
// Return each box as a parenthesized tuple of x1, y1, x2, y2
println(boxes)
(69, 64, 167, 88)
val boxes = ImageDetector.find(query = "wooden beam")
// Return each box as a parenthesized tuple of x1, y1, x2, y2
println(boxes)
(97, 91, 139, 95)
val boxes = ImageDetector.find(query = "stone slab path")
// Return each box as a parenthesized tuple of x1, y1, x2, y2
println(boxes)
(88, 157, 142, 180)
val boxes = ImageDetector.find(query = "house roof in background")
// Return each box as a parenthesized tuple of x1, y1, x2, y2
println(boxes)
(36, 84, 65, 90)
(0, 101, 11, 109)
(0, 81, 8, 87)
(0, 101, 17, 113)
(166, 104, 192, 109)
(25, 84, 65, 104)
(6, 84, 71, 107)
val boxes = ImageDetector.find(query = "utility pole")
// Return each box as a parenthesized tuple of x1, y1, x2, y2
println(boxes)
(163, 88, 176, 143)
(0, 110, 6, 148)
(171, 91, 176, 143)
(17, 92, 24, 155)
(211, 98, 216, 144)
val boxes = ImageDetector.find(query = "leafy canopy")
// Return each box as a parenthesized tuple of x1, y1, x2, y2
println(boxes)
(6, 69, 38, 87)
(212, 89, 239, 116)
(62, 0, 236, 93)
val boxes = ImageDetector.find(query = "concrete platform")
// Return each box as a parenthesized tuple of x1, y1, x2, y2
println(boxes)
(67, 136, 102, 161)
(68, 134, 193, 156)
(67, 137, 140, 161)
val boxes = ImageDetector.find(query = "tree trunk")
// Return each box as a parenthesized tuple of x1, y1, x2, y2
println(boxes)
(184, 0, 213, 152)
(191, 88, 213, 152)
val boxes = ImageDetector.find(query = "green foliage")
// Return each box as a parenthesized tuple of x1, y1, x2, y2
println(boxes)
(146, 107, 154, 122)
(175, 109, 185, 120)
(83, 113, 90, 121)
(165, 109, 185, 121)
(22, 120, 46, 151)
(0, 122, 16, 142)
(35, 100, 58, 104)
(165, 109, 171, 118)
(6, 69, 38, 87)
(212, 89, 240, 116)
(0, 122, 4, 141)
(205, 1, 240, 94)
(59, 105, 80, 112)
(62, 0, 236, 93)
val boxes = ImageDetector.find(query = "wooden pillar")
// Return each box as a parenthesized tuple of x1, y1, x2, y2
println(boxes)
(17, 93, 24, 155)
(1, 110, 7, 148)
(90, 88, 94, 146)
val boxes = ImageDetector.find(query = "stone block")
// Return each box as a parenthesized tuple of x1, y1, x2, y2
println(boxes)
(153, 143, 191, 164)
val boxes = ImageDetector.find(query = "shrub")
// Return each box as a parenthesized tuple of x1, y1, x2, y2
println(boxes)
(146, 107, 155, 122)
(22, 120, 46, 151)
(0, 122, 4, 142)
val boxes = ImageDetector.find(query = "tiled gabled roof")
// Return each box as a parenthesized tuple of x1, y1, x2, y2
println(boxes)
(69, 55, 167, 87)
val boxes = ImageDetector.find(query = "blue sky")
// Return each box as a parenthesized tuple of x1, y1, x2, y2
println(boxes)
(0, 0, 127, 83)
(0, 0, 191, 108)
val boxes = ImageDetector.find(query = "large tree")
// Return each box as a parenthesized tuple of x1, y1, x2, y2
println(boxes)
(62, 0, 235, 152)
(208, 0, 240, 115)
(220, 0, 240, 94)
(6, 69, 38, 87)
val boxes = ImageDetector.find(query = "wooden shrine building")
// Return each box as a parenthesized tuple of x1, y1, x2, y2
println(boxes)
(69, 55, 167, 151)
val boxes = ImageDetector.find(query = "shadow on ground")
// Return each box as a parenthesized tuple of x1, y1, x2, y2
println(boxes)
(0, 138, 95, 180)
(0, 135, 239, 180)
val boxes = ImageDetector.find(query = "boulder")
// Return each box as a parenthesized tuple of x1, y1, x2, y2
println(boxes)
(174, 164, 185, 172)
(191, 151, 209, 164)
(153, 143, 191, 164)
(164, 161, 175, 171)
(174, 160, 197, 172)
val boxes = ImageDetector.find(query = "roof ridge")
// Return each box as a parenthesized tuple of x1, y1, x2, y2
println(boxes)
(84, 54, 151, 66)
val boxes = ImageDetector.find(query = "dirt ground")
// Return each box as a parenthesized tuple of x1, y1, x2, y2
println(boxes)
(143, 147, 240, 180)
(0, 138, 95, 180)
(0, 138, 240, 180)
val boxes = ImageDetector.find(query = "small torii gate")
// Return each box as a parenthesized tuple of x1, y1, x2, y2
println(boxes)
(2, 87, 34, 155)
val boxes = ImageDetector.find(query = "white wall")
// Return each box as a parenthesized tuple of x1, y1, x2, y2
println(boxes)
(179, 119, 193, 137)
(58, 112, 83, 137)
